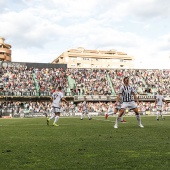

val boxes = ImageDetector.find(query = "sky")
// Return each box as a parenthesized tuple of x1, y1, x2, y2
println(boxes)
(0, 0, 170, 69)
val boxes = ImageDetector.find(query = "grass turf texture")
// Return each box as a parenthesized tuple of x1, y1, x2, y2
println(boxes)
(0, 116, 170, 170)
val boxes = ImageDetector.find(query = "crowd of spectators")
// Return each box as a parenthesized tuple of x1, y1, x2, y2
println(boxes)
(66, 68, 170, 96)
(34, 67, 67, 95)
(67, 68, 112, 95)
(0, 101, 51, 115)
(108, 69, 170, 96)
(143, 69, 170, 95)
(1, 66, 170, 97)
(74, 101, 170, 113)
(0, 65, 36, 96)
(108, 69, 146, 95)
(1, 101, 170, 117)
(1, 65, 170, 117)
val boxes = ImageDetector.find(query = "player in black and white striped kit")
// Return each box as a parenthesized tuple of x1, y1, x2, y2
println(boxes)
(114, 77, 144, 128)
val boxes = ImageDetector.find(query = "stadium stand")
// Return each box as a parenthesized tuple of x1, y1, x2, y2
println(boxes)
(0, 62, 170, 118)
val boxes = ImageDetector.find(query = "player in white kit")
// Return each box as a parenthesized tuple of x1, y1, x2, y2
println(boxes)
(114, 77, 144, 129)
(105, 101, 126, 122)
(80, 97, 92, 120)
(105, 103, 115, 118)
(47, 86, 68, 126)
(155, 91, 167, 121)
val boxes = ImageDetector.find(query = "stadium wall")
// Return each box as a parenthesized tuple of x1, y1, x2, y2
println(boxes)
(2, 61, 67, 70)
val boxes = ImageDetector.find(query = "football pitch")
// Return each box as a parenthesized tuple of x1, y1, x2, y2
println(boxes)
(0, 116, 170, 170)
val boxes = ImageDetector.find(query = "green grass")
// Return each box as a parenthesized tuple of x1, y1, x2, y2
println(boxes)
(0, 116, 170, 170)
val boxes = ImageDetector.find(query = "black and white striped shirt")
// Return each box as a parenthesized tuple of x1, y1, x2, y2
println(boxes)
(119, 85, 136, 102)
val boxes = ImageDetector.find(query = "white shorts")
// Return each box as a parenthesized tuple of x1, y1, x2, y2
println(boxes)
(53, 107, 60, 113)
(121, 101, 137, 110)
(115, 105, 121, 110)
(157, 105, 162, 111)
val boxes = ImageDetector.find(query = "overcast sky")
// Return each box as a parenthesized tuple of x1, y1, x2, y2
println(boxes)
(1, 0, 170, 69)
